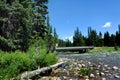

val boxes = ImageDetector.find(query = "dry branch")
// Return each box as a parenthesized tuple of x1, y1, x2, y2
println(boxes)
(16, 61, 67, 79)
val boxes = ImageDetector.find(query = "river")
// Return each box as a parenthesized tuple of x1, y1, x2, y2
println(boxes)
(57, 52, 120, 66)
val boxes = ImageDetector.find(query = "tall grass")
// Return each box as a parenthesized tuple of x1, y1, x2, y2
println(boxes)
(0, 46, 58, 79)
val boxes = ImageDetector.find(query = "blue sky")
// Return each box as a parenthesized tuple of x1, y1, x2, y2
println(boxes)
(48, 0, 120, 41)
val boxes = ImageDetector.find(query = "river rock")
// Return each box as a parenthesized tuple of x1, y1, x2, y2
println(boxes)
(84, 76, 89, 79)
(114, 74, 120, 78)
(102, 78, 106, 80)
(90, 73, 95, 78)
(78, 64, 82, 68)
(63, 76, 67, 80)
(82, 64, 86, 67)
(104, 70, 109, 73)
(113, 66, 118, 70)
(100, 72, 105, 76)
(104, 65, 108, 67)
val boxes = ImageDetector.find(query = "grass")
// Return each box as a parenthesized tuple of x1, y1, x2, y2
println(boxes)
(88, 46, 120, 53)
(79, 68, 93, 76)
(0, 46, 58, 79)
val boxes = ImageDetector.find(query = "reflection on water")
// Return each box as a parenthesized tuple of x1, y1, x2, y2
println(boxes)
(57, 52, 120, 66)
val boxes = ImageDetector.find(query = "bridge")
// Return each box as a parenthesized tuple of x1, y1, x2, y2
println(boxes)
(55, 46, 94, 53)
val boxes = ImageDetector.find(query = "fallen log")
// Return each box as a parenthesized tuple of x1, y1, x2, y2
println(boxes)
(15, 61, 67, 79)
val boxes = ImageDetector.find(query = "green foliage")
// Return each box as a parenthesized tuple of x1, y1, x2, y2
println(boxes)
(88, 47, 120, 53)
(79, 68, 93, 76)
(0, 51, 35, 79)
(45, 53, 58, 66)
(114, 45, 119, 51)
(0, 47, 58, 79)
(0, 36, 15, 51)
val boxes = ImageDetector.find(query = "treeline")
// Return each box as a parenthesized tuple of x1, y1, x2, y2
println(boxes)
(58, 25, 120, 47)
(0, 0, 58, 52)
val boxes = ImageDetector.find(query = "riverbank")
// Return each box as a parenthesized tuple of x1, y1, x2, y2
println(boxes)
(39, 57, 120, 80)
(88, 47, 120, 53)
(39, 52, 120, 80)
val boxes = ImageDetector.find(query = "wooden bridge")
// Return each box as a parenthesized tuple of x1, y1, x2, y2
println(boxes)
(55, 46, 94, 53)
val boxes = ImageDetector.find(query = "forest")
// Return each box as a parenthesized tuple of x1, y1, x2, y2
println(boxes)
(0, 0, 58, 79)
(0, 0, 58, 52)
(0, 0, 120, 79)
(58, 26, 120, 48)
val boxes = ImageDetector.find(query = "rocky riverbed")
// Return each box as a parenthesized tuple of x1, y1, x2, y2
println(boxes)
(39, 53, 120, 80)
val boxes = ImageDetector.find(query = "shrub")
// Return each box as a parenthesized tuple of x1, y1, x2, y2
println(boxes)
(0, 51, 35, 79)
(79, 68, 93, 76)
(0, 47, 58, 79)
(45, 53, 58, 66)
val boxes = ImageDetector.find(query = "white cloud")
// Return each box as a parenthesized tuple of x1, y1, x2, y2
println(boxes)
(66, 36, 73, 42)
(102, 22, 112, 28)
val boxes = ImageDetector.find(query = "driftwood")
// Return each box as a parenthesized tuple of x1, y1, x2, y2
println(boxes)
(16, 61, 67, 79)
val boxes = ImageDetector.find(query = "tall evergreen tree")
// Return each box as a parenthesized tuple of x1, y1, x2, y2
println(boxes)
(58, 39, 66, 47)
(115, 25, 120, 46)
(98, 32, 104, 46)
(104, 31, 110, 46)
(73, 27, 85, 46)
(45, 16, 53, 53)
(0, 0, 34, 51)
(65, 39, 72, 47)
(110, 34, 115, 46)
(87, 27, 98, 46)
(53, 27, 58, 47)
(33, 0, 48, 38)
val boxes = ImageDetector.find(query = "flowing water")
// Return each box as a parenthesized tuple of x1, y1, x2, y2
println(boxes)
(55, 52, 120, 80)
(57, 52, 120, 66)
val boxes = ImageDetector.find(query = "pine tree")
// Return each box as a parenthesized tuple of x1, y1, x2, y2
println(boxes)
(104, 31, 110, 46)
(98, 32, 104, 46)
(0, 0, 34, 51)
(110, 34, 115, 46)
(73, 27, 85, 46)
(115, 25, 120, 46)
(45, 16, 53, 53)
(87, 27, 98, 46)
(33, 0, 48, 38)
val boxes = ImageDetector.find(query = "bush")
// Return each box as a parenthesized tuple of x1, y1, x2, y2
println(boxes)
(0, 51, 35, 79)
(79, 68, 93, 76)
(0, 48, 58, 79)
(45, 53, 58, 66)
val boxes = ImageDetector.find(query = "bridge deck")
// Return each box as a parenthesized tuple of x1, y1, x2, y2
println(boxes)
(55, 46, 94, 52)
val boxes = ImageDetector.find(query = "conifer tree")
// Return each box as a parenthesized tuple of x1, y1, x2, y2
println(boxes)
(73, 27, 85, 46)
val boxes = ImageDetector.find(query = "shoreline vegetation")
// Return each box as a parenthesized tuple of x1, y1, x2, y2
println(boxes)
(88, 47, 120, 53)
(0, 46, 58, 79)
(1, 0, 120, 80)
(56, 47, 120, 54)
